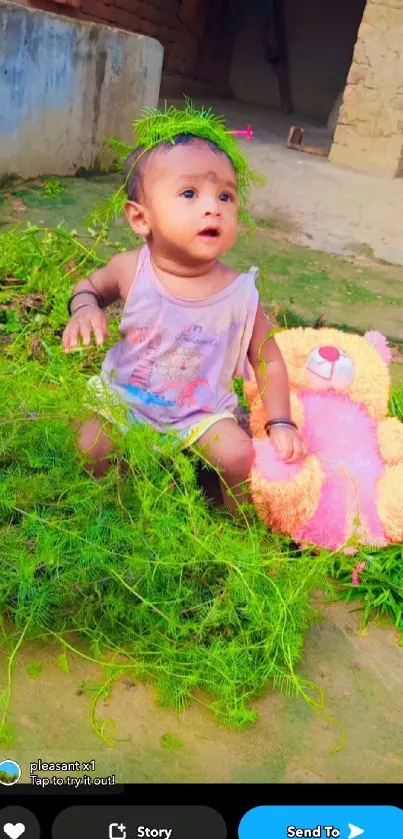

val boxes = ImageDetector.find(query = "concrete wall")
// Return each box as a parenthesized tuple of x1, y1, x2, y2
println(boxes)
(0, 1, 163, 177)
(330, 0, 403, 177)
(229, 0, 366, 120)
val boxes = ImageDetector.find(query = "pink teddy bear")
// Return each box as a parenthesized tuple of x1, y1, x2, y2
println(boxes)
(247, 327, 403, 551)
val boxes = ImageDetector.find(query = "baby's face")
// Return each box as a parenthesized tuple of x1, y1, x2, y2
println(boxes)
(139, 142, 238, 264)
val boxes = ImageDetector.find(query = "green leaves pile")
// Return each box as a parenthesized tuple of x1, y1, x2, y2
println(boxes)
(0, 225, 327, 734)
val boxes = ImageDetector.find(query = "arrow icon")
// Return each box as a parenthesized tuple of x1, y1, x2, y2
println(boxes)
(348, 825, 364, 839)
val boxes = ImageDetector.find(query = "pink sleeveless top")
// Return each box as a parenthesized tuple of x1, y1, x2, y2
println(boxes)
(101, 245, 259, 433)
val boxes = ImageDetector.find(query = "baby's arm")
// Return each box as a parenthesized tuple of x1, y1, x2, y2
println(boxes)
(62, 250, 138, 352)
(248, 304, 307, 462)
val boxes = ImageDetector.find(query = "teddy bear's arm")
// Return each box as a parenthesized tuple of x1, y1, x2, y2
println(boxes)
(251, 439, 323, 534)
(377, 417, 403, 465)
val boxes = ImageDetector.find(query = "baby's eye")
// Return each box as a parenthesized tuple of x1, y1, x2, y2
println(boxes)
(219, 192, 234, 203)
(181, 189, 196, 199)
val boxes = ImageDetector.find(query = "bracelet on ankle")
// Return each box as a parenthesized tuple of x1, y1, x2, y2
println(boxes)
(265, 419, 297, 435)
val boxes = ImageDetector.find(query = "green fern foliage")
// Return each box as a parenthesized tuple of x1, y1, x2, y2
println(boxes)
(0, 350, 329, 727)
(0, 224, 328, 731)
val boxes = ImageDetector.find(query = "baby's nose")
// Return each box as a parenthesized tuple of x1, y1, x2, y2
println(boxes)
(318, 345, 340, 362)
(203, 196, 221, 215)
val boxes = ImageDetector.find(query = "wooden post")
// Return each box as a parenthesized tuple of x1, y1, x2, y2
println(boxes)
(272, 0, 293, 114)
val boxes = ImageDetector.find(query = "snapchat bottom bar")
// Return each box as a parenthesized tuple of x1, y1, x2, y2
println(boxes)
(52, 806, 226, 839)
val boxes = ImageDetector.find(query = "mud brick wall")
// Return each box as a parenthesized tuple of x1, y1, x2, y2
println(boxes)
(16, 0, 205, 77)
(83, 0, 204, 75)
(330, 0, 403, 176)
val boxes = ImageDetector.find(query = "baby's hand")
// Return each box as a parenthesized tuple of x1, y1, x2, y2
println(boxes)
(62, 305, 108, 352)
(269, 425, 307, 463)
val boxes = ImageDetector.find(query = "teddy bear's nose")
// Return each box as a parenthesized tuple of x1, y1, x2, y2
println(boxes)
(318, 345, 340, 362)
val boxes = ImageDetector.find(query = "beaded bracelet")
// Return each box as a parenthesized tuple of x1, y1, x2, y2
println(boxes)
(67, 290, 103, 316)
(265, 419, 297, 435)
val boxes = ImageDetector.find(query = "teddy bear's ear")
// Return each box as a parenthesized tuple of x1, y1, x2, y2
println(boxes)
(364, 330, 392, 364)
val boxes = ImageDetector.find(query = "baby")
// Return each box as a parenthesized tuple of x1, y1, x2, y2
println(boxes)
(62, 125, 307, 512)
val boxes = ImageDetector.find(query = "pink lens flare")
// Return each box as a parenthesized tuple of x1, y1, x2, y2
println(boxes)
(230, 124, 254, 141)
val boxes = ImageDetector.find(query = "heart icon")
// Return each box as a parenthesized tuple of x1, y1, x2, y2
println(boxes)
(3, 825, 25, 839)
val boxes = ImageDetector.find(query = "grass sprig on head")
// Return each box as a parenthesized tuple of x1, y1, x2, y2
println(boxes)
(91, 99, 263, 232)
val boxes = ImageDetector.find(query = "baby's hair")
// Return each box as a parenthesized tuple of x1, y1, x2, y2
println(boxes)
(123, 134, 233, 202)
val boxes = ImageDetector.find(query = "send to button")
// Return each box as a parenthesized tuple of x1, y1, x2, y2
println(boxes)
(238, 806, 403, 839)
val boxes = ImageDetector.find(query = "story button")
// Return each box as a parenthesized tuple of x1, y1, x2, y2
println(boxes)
(53, 805, 226, 839)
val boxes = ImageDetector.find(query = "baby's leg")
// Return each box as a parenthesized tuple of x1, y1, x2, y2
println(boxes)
(194, 419, 254, 514)
(78, 418, 115, 478)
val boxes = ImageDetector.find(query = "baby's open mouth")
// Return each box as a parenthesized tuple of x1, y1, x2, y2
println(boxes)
(198, 227, 220, 238)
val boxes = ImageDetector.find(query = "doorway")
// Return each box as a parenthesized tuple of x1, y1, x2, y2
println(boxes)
(228, 0, 367, 122)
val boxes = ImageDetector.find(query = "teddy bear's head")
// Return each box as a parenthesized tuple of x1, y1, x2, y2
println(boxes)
(246, 326, 392, 421)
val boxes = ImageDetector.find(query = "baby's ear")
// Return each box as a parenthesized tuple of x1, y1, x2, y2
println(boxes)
(364, 330, 392, 364)
(125, 201, 150, 238)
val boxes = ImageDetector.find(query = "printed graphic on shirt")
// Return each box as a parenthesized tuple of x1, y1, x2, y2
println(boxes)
(123, 323, 220, 411)
(175, 324, 219, 348)
(120, 325, 176, 406)
(156, 346, 213, 410)
(120, 383, 175, 407)
(126, 326, 163, 390)
(127, 326, 155, 346)
(157, 346, 204, 381)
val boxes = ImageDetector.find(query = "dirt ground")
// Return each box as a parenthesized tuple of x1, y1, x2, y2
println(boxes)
(3, 602, 403, 784)
(179, 97, 403, 267)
